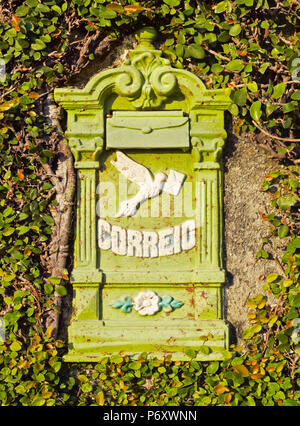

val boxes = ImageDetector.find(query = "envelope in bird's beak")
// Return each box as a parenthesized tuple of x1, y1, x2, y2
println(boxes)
(163, 170, 186, 196)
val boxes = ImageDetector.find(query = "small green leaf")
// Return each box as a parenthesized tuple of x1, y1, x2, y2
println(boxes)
(226, 59, 244, 72)
(129, 361, 141, 370)
(163, 0, 181, 5)
(228, 103, 239, 116)
(78, 375, 88, 383)
(31, 397, 46, 406)
(229, 24, 242, 36)
(55, 285, 67, 296)
(53, 361, 61, 372)
(232, 88, 247, 106)
(81, 383, 92, 393)
(272, 83, 286, 99)
(266, 273, 278, 283)
(26, 0, 38, 6)
(185, 348, 196, 358)
(214, 0, 229, 13)
(10, 341, 21, 351)
(278, 224, 289, 238)
(282, 399, 300, 407)
(44, 283, 53, 295)
(248, 81, 258, 92)
(42, 215, 54, 226)
(292, 294, 300, 308)
(291, 90, 300, 100)
(207, 361, 219, 374)
(198, 345, 211, 355)
(277, 195, 297, 210)
(186, 44, 205, 59)
(48, 276, 61, 285)
(3, 227, 15, 236)
(211, 63, 224, 73)
(31, 39, 47, 51)
(17, 226, 30, 235)
(250, 100, 262, 121)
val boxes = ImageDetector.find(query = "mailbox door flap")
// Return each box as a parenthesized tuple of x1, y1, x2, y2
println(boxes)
(106, 111, 189, 149)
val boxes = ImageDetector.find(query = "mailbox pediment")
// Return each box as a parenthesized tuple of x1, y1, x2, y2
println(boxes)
(54, 27, 231, 362)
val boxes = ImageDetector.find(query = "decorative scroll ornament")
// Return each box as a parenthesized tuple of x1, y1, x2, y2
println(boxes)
(115, 29, 178, 108)
(109, 291, 184, 316)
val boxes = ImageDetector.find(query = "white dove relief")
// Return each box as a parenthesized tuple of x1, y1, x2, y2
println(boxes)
(111, 151, 186, 218)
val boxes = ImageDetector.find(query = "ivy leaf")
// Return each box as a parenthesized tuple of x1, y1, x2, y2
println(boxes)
(250, 100, 262, 121)
(277, 195, 297, 210)
(266, 273, 278, 283)
(186, 44, 205, 59)
(48, 276, 61, 285)
(163, 0, 181, 6)
(95, 391, 105, 405)
(291, 90, 300, 100)
(55, 285, 67, 296)
(233, 364, 250, 377)
(160, 296, 172, 306)
(207, 361, 219, 374)
(185, 348, 196, 358)
(272, 83, 286, 99)
(198, 345, 211, 355)
(10, 341, 22, 351)
(129, 361, 141, 370)
(31, 397, 46, 406)
(226, 59, 244, 72)
(278, 224, 289, 238)
(106, 3, 124, 14)
(292, 294, 300, 308)
(229, 24, 242, 36)
(44, 282, 53, 295)
(124, 5, 145, 14)
(248, 81, 258, 92)
(214, 383, 229, 394)
(214, 1, 231, 14)
(110, 300, 124, 309)
(232, 88, 247, 106)
(31, 39, 47, 51)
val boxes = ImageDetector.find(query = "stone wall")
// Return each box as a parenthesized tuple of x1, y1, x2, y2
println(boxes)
(223, 132, 280, 343)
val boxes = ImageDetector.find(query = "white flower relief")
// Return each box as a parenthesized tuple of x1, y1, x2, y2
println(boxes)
(133, 291, 160, 316)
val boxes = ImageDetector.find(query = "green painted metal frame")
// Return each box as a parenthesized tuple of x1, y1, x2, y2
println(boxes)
(54, 27, 231, 362)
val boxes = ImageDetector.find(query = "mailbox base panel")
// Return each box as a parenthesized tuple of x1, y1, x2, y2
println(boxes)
(64, 319, 229, 362)
(65, 283, 229, 361)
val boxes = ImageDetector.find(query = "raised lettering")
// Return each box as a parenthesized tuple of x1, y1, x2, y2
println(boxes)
(159, 227, 174, 256)
(111, 225, 127, 255)
(143, 231, 158, 258)
(127, 229, 143, 257)
(98, 219, 111, 250)
(181, 219, 196, 251)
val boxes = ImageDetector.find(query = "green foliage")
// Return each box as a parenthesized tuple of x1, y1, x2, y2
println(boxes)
(0, 0, 299, 406)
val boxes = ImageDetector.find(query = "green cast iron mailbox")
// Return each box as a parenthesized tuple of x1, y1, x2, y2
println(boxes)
(54, 28, 231, 361)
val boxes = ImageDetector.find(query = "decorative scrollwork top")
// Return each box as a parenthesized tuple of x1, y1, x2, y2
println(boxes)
(115, 66, 143, 98)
